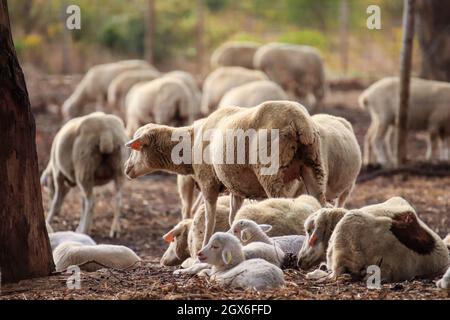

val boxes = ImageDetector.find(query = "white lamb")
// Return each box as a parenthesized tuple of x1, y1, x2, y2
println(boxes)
(218, 80, 289, 109)
(62, 60, 151, 120)
(41, 112, 128, 238)
(49, 231, 96, 251)
(53, 241, 141, 272)
(194, 232, 285, 291)
(359, 77, 450, 165)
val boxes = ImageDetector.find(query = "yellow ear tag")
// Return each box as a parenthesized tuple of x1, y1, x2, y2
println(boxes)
(225, 251, 233, 264)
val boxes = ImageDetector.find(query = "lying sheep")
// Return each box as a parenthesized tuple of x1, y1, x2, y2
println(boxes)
(201, 66, 268, 115)
(359, 77, 450, 165)
(297, 196, 411, 270)
(229, 219, 305, 257)
(253, 43, 327, 112)
(195, 232, 285, 291)
(437, 266, 450, 289)
(218, 80, 289, 108)
(210, 41, 260, 69)
(62, 60, 152, 120)
(41, 112, 128, 238)
(53, 241, 141, 272)
(107, 68, 161, 111)
(325, 208, 449, 282)
(125, 76, 195, 137)
(125, 101, 327, 248)
(49, 231, 96, 251)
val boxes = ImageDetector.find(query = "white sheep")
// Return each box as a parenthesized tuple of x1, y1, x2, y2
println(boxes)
(253, 43, 327, 112)
(201, 66, 268, 115)
(107, 68, 161, 111)
(218, 80, 290, 109)
(125, 76, 195, 137)
(195, 232, 285, 291)
(49, 231, 97, 251)
(229, 219, 305, 258)
(324, 207, 449, 282)
(359, 77, 450, 165)
(41, 112, 128, 238)
(436, 266, 450, 289)
(124, 101, 328, 248)
(297, 196, 411, 270)
(53, 241, 141, 272)
(62, 60, 152, 120)
(211, 41, 260, 69)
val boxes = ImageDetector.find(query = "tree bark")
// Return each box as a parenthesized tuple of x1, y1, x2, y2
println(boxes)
(0, 0, 54, 283)
(416, 0, 450, 81)
(396, 0, 416, 166)
(196, 0, 205, 76)
(146, 0, 155, 65)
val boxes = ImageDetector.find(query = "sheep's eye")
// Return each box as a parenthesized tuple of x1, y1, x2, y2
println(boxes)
(211, 245, 219, 250)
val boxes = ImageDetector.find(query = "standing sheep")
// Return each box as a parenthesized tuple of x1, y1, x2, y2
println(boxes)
(201, 66, 268, 115)
(125, 76, 195, 137)
(41, 112, 128, 238)
(359, 77, 450, 165)
(107, 68, 161, 112)
(62, 60, 152, 120)
(124, 101, 327, 247)
(253, 43, 327, 112)
(218, 80, 290, 108)
(210, 41, 260, 69)
(195, 232, 285, 291)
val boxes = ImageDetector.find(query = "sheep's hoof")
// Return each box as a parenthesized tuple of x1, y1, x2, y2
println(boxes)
(109, 229, 121, 238)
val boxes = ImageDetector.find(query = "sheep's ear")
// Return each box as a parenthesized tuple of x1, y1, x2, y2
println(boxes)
(259, 224, 272, 233)
(240, 229, 251, 242)
(163, 231, 174, 243)
(222, 249, 233, 265)
(126, 137, 143, 151)
(308, 231, 318, 247)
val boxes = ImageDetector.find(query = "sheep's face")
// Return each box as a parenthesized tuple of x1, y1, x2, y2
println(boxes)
(124, 124, 171, 179)
(228, 219, 272, 244)
(297, 211, 327, 270)
(197, 232, 238, 267)
(160, 220, 191, 266)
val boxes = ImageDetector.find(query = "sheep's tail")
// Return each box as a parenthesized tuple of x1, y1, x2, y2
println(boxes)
(99, 131, 114, 154)
(358, 92, 369, 110)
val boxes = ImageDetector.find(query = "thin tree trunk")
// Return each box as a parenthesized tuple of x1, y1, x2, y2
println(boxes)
(396, 0, 416, 166)
(0, 0, 54, 283)
(339, 0, 349, 74)
(196, 0, 205, 76)
(146, 0, 155, 65)
(416, 0, 450, 81)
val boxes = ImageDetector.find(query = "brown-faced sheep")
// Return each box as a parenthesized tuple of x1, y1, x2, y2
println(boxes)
(253, 43, 327, 112)
(359, 77, 450, 165)
(62, 60, 152, 120)
(210, 41, 260, 69)
(41, 112, 128, 238)
(201, 66, 268, 115)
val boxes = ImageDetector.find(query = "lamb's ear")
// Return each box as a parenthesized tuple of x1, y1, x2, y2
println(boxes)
(259, 224, 272, 234)
(240, 229, 251, 242)
(309, 230, 320, 247)
(126, 137, 143, 151)
(222, 248, 233, 265)
(163, 230, 175, 243)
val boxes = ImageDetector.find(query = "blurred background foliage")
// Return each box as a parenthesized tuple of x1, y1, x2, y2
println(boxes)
(9, 0, 419, 77)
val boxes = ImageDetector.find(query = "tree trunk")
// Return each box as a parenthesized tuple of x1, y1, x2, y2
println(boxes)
(196, 0, 205, 76)
(0, 0, 54, 283)
(339, 0, 349, 74)
(416, 0, 450, 81)
(396, 0, 416, 166)
(146, 0, 155, 65)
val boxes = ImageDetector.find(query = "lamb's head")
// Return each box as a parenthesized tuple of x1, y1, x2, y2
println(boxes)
(228, 219, 272, 245)
(124, 123, 176, 179)
(297, 208, 347, 270)
(62, 96, 82, 121)
(160, 219, 191, 266)
(197, 232, 244, 269)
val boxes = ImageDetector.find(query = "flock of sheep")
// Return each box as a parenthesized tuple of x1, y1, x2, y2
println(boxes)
(40, 41, 450, 292)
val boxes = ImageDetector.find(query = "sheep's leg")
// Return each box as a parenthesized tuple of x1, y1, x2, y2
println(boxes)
(442, 137, 450, 161)
(202, 189, 220, 247)
(229, 194, 245, 227)
(76, 186, 95, 234)
(363, 121, 376, 166)
(46, 173, 69, 223)
(426, 132, 440, 161)
(373, 122, 390, 166)
(336, 184, 354, 208)
(385, 125, 397, 165)
(180, 177, 195, 219)
(190, 192, 203, 217)
(300, 166, 327, 206)
(109, 180, 123, 238)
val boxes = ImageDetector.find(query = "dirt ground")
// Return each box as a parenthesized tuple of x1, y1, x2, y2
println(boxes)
(1, 82, 449, 300)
